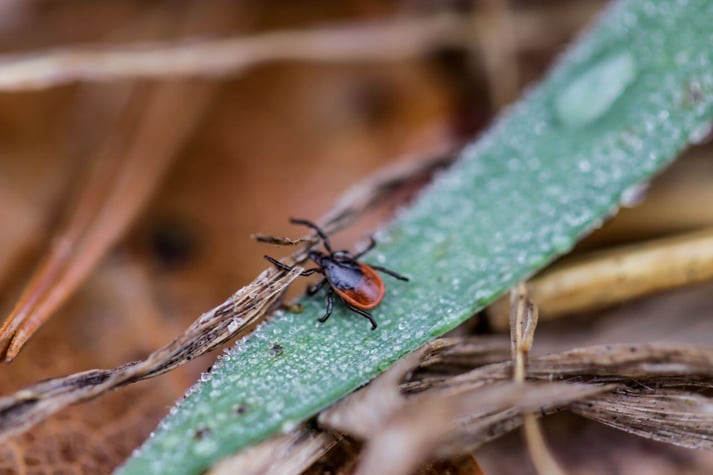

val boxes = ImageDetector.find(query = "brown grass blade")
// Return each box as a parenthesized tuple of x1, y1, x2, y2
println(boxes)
(415, 342, 713, 451)
(0, 17, 471, 91)
(0, 79, 214, 361)
(490, 226, 713, 328)
(508, 283, 565, 475)
(0, 265, 304, 442)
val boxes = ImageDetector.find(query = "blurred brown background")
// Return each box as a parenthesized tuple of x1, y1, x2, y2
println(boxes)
(10, 0, 712, 473)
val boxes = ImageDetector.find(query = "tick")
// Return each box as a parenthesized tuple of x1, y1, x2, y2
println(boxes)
(264, 218, 409, 330)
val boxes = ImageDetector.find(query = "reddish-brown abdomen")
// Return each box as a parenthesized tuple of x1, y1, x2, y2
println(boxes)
(334, 263, 385, 309)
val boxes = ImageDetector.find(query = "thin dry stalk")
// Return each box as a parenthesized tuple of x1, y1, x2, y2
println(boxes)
(428, 342, 713, 450)
(475, 0, 521, 108)
(0, 265, 304, 443)
(320, 331, 605, 474)
(0, 2, 261, 360)
(489, 226, 713, 328)
(0, 79, 217, 361)
(509, 284, 564, 475)
(0, 16, 471, 91)
(0, 2, 607, 93)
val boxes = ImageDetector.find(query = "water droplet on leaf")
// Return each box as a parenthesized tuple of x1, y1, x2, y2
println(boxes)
(688, 121, 713, 145)
(555, 51, 637, 127)
(621, 182, 650, 207)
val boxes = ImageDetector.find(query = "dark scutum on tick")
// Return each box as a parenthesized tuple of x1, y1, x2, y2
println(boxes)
(264, 218, 408, 330)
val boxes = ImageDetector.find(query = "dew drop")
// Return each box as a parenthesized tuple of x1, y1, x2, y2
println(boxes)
(621, 182, 649, 208)
(688, 121, 713, 145)
(555, 51, 637, 127)
(577, 160, 592, 173)
(280, 419, 299, 434)
(227, 318, 241, 333)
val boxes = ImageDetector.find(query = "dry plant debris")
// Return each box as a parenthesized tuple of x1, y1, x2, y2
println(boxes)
(0, 16, 471, 91)
(509, 283, 565, 475)
(0, 144, 454, 443)
(0, 78, 217, 361)
(319, 339, 713, 473)
(0, 266, 304, 442)
(489, 226, 713, 327)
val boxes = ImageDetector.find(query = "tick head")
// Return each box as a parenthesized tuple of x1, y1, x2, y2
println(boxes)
(307, 250, 324, 265)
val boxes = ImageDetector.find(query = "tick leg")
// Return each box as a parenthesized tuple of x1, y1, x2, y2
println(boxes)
(307, 279, 327, 296)
(264, 255, 323, 276)
(318, 289, 334, 323)
(289, 218, 334, 254)
(353, 237, 376, 259)
(344, 302, 377, 330)
(371, 265, 409, 281)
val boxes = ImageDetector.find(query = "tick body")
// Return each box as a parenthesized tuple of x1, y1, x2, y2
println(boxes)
(264, 218, 408, 330)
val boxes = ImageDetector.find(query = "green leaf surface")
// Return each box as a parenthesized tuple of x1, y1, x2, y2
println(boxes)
(118, 1, 713, 473)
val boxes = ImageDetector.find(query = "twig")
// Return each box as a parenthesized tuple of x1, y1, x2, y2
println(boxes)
(0, 17, 471, 91)
(0, 266, 304, 442)
(475, 0, 521, 108)
(489, 226, 713, 328)
(509, 283, 565, 475)
(0, 79, 217, 361)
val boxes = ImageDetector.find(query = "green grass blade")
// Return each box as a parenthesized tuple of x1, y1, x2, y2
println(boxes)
(118, 1, 713, 473)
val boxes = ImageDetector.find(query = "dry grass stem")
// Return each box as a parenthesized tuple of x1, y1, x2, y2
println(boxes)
(0, 2, 605, 94)
(397, 340, 713, 451)
(0, 78, 217, 361)
(509, 283, 565, 475)
(0, 265, 304, 443)
(121, 332, 713, 473)
(322, 142, 457, 227)
(321, 333, 606, 473)
(490, 226, 713, 328)
(208, 425, 338, 475)
(475, 0, 520, 108)
(0, 17, 471, 91)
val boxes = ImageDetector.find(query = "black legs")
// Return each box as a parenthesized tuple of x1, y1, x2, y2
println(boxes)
(309, 285, 377, 330)
(318, 289, 334, 323)
(289, 218, 334, 254)
(370, 265, 409, 281)
(307, 279, 327, 295)
(353, 237, 376, 259)
(344, 302, 377, 330)
(264, 255, 323, 276)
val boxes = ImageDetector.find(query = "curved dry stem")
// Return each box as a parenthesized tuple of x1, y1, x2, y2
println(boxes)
(0, 17, 471, 91)
(489, 226, 713, 328)
(0, 79, 215, 361)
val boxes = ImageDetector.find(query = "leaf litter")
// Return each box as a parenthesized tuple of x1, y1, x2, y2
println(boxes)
(0, 147, 456, 444)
